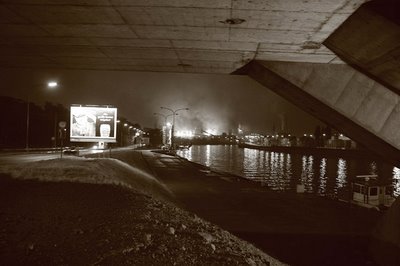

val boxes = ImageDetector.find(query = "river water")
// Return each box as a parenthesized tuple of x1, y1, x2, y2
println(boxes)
(177, 145, 400, 198)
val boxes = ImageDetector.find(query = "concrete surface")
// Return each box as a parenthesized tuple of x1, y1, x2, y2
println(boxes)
(325, 0, 400, 94)
(0, 0, 366, 73)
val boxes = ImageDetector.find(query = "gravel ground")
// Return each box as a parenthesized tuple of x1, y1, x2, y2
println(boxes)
(0, 157, 285, 266)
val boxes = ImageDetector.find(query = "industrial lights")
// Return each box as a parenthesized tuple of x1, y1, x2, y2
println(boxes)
(47, 81, 58, 88)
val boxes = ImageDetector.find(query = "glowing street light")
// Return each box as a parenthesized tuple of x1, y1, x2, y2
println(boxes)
(26, 81, 59, 151)
(160, 107, 189, 150)
(154, 112, 176, 146)
(47, 81, 58, 89)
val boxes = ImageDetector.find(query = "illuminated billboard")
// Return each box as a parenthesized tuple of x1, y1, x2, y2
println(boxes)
(70, 105, 117, 143)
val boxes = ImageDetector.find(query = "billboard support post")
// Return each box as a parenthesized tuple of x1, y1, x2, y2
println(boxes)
(58, 121, 66, 159)
(60, 128, 63, 159)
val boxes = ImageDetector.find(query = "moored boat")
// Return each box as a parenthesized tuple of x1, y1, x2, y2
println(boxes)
(351, 175, 396, 210)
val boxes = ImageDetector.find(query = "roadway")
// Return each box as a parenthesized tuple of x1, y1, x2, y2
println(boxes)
(0, 149, 104, 166)
(0, 145, 143, 166)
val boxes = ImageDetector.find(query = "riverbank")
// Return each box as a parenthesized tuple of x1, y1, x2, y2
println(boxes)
(0, 155, 284, 266)
(112, 149, 383, 265)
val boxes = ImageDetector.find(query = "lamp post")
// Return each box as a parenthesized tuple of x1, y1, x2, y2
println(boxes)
(154, 112, 175, 146)
(122, 123, 128, 146)
(26, 81, 58, 151)
(160, 107, 189, 150)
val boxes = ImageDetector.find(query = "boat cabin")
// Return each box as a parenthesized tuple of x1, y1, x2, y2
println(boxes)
(351, 175, 395, 208)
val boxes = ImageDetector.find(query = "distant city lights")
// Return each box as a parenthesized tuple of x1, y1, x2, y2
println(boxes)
(176, 130, 194, 138)
(205, 129, 217, 136)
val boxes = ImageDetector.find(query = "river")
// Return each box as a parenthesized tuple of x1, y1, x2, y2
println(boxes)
(177, 145, 400, 198)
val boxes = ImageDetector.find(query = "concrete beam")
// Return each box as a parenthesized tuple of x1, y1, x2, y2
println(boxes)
(238, 60, 400, 167)
(324, 0, 400, 95)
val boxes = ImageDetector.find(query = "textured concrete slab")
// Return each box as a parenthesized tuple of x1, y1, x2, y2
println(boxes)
(335, 73, 375, 116)
(354, 84, 399, 133)
(110, 0, 232, 8)
(0, 55, 57, 67)
(172, 40, 257, 51)
(301, 65, 354, 106)
(0, 0, 366, 73)
(380, 103, 400, 146)
(42, 24, 138, 38)
(8, 6, 124, 24)
(51, 56, 113, 65)
(325, 0, 400, 94)
(100, 47, 178, 59)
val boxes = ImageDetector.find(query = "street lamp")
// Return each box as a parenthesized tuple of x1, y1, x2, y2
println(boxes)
(153, 112, 175, 126)
(26, 81, 58, 151)
(160, 107, 189, 150)
(121, 123, 128, 146)
(154, 112, 175, 146)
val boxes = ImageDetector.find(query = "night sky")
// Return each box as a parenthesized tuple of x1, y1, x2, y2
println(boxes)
(0, 68, 323, 135)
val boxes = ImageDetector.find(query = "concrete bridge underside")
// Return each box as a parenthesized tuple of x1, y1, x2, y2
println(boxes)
(0, 0, 399, 165)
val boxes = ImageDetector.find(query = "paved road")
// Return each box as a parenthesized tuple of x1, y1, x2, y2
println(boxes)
(0, 152, 62, 166)
(0, 149, 105, 166)
(0, 145, 143, 166)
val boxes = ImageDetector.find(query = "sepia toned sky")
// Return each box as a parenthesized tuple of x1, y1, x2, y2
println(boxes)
(0, 67, 324, 135)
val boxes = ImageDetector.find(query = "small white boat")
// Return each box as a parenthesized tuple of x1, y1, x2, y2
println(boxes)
(351, 175, 396, 210)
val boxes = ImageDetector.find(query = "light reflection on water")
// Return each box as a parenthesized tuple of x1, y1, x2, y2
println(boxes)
(177, 145, 400, 197)
(393, 167, 400, 197)
(337, 158, 347, 189)
(319, 158, 327, 195)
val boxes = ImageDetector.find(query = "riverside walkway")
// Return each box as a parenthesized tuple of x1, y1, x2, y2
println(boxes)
(113, 149, 382, 266)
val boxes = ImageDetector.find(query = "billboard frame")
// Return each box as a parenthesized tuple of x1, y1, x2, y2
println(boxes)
(70, 104, 117, 143)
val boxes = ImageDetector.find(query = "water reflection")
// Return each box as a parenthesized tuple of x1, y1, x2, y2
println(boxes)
(177, 145, 398, 198)
(393, 167, 400, 197)
(319, 158, 327, 195)
(205, 145, 211, 167)
(336, 158, 347, 189)
(302, 156, 314, 193)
